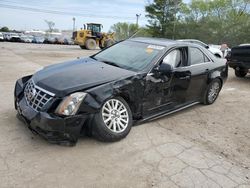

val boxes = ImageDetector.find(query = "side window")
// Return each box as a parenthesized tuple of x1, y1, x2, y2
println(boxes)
(190, 47, 208, 65)
(162, 49, 181, 68)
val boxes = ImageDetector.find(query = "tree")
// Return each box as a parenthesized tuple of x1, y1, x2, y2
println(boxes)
(145, 0, 182, 38)
(178, 0, 250, 46)
(110, 22, 139, 41)
(44, 20, 55, 33)
(143, 0, 250, 46)
(0, 26, 10, 32)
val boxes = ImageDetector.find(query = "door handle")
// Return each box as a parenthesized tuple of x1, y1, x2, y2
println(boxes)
(179, 75, 191, 80)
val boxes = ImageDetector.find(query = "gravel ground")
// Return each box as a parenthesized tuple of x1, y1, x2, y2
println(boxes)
(0, 42, 249, 188)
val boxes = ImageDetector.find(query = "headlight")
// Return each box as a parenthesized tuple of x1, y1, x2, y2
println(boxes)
(55, 92, 87, 116)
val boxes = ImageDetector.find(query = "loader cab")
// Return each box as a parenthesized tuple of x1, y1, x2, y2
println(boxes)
(87, 23, 102, 33)
(87, 23, 103, 39)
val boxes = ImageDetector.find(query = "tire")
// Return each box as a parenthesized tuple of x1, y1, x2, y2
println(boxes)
(104, 39, 115, 48)
(85, 38, 97, 50)
(203, 79, 222, 105)
(92, 97, 132, 142)
(235, 68, 247, 77)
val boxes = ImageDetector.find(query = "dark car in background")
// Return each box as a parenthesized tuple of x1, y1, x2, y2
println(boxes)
(14, 37, 228, 145)
(227, 44, 250, 77)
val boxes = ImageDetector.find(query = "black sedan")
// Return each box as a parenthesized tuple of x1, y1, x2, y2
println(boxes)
(14, 37, 228, 145)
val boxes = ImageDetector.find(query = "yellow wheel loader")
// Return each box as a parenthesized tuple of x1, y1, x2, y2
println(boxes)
(73, 23, 115, 50)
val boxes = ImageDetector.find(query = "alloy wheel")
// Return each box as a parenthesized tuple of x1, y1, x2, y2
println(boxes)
(101, 99, 129, 133)
(208, 82, 220, 103)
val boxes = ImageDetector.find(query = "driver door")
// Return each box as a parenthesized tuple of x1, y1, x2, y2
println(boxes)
(143, 47, 191, 117)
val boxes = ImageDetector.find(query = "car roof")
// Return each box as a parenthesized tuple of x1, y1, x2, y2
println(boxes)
(239, 44, 250, 46)
(177, 39, 208, 45)
(130, 37, 211, 49)
(129, 37, 178, 47)
(178, 39, 200, 42)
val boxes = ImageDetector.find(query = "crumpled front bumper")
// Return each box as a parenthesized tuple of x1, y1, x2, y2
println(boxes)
(14, 77, 88, 146)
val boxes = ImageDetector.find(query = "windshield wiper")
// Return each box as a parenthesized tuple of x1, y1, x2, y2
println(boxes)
(101, 60, 121, 68)
(90, 56, 97, 60)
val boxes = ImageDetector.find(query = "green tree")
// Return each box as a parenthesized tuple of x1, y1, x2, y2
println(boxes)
(110, 22, 139, 41)
(145, 0, 182, 38)
(0, 26, 10, 32)
(177, 0, 250, 46)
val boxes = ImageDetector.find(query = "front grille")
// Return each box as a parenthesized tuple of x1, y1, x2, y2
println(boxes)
(24, 79, 55, 111)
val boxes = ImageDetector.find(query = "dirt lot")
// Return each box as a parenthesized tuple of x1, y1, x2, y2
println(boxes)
(0, 42, 249, 188)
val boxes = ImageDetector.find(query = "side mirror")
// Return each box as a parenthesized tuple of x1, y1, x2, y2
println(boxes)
(156, 63, 173, 75)
(205, 45, 209, 49)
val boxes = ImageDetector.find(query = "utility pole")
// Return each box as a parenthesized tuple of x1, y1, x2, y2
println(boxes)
(136, 14, 141, 27)
(173, 1, 179, 39)
(72, 17, 76, 32)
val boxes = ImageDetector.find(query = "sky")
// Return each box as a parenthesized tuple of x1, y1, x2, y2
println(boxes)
(0, 0, 190, 32)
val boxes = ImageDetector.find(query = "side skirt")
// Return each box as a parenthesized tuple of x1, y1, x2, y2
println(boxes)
(136, 101, 200, 124)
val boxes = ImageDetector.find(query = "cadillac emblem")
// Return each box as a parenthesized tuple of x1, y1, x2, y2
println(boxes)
(27, 88, 36, 101)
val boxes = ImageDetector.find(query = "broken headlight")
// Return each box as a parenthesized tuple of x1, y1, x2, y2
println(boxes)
(55, 92, 87, 116)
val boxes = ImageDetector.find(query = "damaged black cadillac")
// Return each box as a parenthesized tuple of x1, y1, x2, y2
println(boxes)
(14, 37, 228, 145)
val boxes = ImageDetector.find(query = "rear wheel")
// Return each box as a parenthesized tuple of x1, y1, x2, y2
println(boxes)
(92, 97, 132, 142)
(203, 79, 222, 105)
(85, 38, 97, 50)
(235, 68, 247, 77)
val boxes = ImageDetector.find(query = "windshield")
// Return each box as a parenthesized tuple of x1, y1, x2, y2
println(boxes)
(87, 24, 101, 32)
(93, 41, 164, 71)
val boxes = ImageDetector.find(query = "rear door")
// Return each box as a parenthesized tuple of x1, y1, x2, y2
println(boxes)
(185, 47, 212, 102)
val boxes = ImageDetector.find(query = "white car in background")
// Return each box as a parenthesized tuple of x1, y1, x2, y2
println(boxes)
(210, 44, 231, 58)
(0, 32, 4, 41)
(20, 35, 33, 43)
(178, 39, 224, 58)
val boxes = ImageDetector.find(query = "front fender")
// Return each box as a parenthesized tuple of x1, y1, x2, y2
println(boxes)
(14, 75, 32, 98)
(77, 74, 145, 117)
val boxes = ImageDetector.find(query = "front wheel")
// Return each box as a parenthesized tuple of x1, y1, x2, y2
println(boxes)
(85, 38, 97, 50)
(92, 97, 132, 142)
(203, 79, 222, 105)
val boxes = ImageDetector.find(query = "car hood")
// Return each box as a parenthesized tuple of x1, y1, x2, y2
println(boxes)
(32, 57, 135, 97)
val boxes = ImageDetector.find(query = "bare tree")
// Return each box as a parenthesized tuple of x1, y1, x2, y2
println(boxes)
(44, 20, 55, 33)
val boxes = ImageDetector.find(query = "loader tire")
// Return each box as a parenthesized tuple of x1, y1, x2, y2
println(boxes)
(85, 39, 97, 50)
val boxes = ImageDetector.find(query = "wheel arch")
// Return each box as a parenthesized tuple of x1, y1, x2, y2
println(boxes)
(208, 70, 224, 86)
(114, 92, 141, 120)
